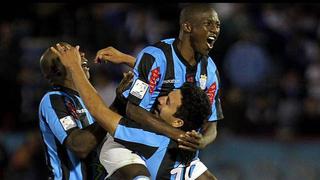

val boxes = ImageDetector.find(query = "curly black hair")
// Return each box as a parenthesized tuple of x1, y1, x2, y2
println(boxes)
(174, 82, 212, 131)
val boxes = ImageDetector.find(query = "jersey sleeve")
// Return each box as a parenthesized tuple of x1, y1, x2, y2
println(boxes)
(40, 94, 79, 144)
(113, 118, 168, 159)
(122, 46, 166, 111)
(206, 64, 224, 122)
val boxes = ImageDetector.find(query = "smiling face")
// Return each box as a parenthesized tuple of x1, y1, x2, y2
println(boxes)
(79, 51, 90, 80)
(189, 8, 220, 56)
(40, 42, 90, 85)
(180, 5, 221, 56)
(56, 43, 90, 80)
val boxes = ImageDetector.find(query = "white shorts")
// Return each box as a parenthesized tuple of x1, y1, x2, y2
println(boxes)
(99, 133, 147, 178)
(170, 158, 208, 180)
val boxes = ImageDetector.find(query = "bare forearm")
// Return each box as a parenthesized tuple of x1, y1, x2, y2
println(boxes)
(123, 54, 135, 68)
(126, 102, 184, 140)
(67, 66, 121, 135)
(201, 121, 217, 147)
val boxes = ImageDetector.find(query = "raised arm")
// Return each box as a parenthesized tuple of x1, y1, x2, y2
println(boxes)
(51, 44, 122, 135)
(95, 46, 136, 68)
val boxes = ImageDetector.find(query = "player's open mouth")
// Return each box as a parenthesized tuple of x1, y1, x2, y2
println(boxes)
(207, 36, 216, 49)
(81, 60, 89, 70)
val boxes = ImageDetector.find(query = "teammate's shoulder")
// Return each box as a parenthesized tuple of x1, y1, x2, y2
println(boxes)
(144, 38, 174, 50)
(139, 45, 168, 63)
(39, 90, 67, 107)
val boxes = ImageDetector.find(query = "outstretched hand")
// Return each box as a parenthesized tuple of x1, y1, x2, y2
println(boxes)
(177, 130, 206, 152)
(50, 43, 82, 68)
(95, 46, 128, 64)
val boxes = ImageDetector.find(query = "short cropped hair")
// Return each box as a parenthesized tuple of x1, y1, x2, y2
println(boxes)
(39, 42, 69, 84)
(179, 3, 215, 25)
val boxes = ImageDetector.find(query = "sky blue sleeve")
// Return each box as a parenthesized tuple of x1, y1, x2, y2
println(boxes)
(122, 46, 166, 111)
(40, 95, 78, 144)
(206, 59, 224, 122)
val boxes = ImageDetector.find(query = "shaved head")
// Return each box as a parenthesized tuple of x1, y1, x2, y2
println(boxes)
(40, 42, 70, 84)
(179, 4, 216, 25)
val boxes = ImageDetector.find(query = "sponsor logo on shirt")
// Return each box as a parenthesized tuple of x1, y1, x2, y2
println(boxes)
(207, 82, 216, 104)
(65, 100, 79, 119)
(76, 109, 86, 114)
(149, 67, 160, 93)
(163, 79, 177, 84)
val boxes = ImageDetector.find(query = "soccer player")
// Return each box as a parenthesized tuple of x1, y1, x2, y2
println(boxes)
(50, 43, 217, 179)
(95, 3, 223, 178)
(38, 42, 107, 180)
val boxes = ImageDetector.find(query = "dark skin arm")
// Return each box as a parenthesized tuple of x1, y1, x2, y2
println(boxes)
(178, 121, 217, 151)
(94, 46, 136, 68)
(65, 122, 106, 159)
(109, 71, 134, 113)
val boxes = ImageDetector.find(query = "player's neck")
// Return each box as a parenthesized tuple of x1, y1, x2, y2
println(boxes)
(63, 80, 78, 93)
(176, 39, 196, 66)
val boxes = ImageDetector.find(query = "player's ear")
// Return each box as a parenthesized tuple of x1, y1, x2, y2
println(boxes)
(172, 118, 184, 128)
(182, 22, 192, 33)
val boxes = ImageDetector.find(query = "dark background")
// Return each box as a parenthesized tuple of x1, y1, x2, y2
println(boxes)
(0, 3, 319, 180)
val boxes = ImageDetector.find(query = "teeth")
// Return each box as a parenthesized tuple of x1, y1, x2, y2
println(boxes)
(208, 37, 215, 40)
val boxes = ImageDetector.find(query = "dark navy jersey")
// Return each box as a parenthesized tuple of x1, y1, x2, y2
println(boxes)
(114, 118, 203, 180)
(38, 86, 105, 180)
(123, 38, 223, 121)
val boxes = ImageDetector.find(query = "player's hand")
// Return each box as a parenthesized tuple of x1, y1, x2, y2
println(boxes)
(50, 44, 82, 68)
(94, 46, 128, 64)
(177, 130, 205, 152)
(116, 71, 134, 96)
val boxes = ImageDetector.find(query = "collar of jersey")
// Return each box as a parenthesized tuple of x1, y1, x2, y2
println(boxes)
(172, 39, 200, 70)
(51, 85, 80, 96)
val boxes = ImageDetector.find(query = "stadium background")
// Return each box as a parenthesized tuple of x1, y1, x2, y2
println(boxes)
(0, 3, 319, 180)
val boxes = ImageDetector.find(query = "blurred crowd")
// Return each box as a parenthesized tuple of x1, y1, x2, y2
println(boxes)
(0, 3, 319, 179)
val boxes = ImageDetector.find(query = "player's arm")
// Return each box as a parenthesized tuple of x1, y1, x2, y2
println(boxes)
(94, 46, 136, 68)
(59, 55, 133, 159)
(178, 122, 217, 151)
(65, 122, 106, 159)
(126, 101, 184, 140)
(109, 71, 134, 114)
(42, 94, 106, 159)
(123, 48, 185, 141)
(178, 70, 223, 151)
(51, 44, 122, 136)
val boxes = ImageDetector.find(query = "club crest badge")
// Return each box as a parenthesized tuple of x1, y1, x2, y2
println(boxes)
(199, 75, 207, 90)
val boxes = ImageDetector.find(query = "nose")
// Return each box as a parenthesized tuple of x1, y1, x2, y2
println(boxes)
(210, 25, 219, 34)
(80, 52, 85, 57)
